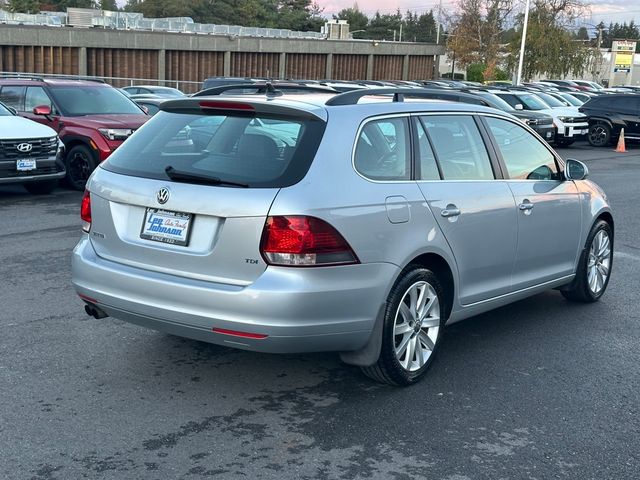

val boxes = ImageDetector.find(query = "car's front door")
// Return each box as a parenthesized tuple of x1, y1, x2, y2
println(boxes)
(483, 115, 582, 290)
(414, 114, 518, 305)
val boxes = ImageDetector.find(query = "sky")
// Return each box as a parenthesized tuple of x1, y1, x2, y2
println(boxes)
(316, 0, 640, 26)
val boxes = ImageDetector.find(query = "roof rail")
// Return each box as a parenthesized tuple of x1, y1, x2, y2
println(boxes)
(325, 88, 489, 107)
(0, 74, 106, 84)
(192, 82, 337, 97)
(0, 74, 44, 82)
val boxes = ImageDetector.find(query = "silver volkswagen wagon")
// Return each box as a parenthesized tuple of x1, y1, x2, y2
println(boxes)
(72, 88, 613, 385)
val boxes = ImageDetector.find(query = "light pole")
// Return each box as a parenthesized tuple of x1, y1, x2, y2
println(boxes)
(516, 0, 531, 85)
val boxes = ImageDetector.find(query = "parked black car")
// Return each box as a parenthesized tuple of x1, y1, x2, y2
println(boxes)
(579, 94, 640, 147)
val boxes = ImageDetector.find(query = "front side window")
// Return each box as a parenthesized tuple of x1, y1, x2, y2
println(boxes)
(25, 87, 52, 111)
(420, 115, 494, 181)
(354, 117, 410, 181)
(485, 117, 560, 181)
(0, 86, 25, 110)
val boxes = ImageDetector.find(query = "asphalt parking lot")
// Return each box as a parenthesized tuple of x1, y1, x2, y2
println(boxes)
(1, 141, 639, 480)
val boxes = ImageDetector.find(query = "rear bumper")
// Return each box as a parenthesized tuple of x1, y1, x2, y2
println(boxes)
(71, 237, 398, 354)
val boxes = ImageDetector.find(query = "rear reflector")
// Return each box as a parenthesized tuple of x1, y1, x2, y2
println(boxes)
(212, 328, 268, 339)
(80, 190, 91, 233)
(260, 216, 359, 267)
(78, 293, 98, 304)
(198, 101, 255, 111)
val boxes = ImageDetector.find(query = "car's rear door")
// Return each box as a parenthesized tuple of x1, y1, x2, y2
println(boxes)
(414, 114, 518, 305)
(482, 115, 582, 289)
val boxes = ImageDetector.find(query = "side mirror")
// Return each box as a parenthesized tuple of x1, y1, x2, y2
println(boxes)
(514, 104, 524, 110)
(33, 105, 52, 116)
(565, 158, 589, 180)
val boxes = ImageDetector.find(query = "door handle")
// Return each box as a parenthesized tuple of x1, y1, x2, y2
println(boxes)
(518, 201, 534, 211)
(441, 207, 461, 218)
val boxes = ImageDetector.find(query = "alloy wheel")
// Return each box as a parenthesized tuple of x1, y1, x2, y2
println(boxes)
(69, 151, 92, 184)
(588, 125, 608, 146)
(587, 230, 611, 295)
(393, 281, 440, 372)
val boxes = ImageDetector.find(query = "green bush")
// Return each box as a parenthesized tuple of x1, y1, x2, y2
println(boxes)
(467, 63, 486, 83)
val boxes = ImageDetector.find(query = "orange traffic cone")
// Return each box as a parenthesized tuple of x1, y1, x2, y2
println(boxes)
(615, 128, 626, 153)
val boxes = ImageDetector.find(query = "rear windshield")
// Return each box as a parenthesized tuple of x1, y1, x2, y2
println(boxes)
(49, 86, 143, 116)
(102, 111, 325, 188)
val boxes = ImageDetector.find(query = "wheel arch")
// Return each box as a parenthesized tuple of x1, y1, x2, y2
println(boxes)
(405, 252, 456, 321)
(588, 116, 613, 129)
(340, 251, 457, 368)
(60, 136, 96, 159)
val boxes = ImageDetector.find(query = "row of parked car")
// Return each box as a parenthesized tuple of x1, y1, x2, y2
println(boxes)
(0, 74, 638, 195)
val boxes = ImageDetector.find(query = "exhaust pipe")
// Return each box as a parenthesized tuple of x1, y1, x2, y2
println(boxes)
(84, 303, 108, 319)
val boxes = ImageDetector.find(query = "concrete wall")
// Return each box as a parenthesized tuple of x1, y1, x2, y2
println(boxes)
(0, 25, 444, 91)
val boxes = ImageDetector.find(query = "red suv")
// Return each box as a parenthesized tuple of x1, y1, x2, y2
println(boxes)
(0, 77, 149, 189)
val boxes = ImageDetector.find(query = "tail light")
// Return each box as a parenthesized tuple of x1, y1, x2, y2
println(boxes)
(81, 190, 91, 233)
(260, 216, 359, 267)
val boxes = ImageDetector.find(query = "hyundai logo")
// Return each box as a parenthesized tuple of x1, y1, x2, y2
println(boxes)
(157, 187, 170, 204)
(16, 143, 33, 153)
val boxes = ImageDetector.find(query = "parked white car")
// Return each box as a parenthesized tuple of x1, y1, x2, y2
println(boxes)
(0, 101, 65, 193)
(491, 90, 589, 146)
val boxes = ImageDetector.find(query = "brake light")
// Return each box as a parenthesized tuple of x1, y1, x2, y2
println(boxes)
(81, 190, 91, 233)
(198, 101, 254, 111)
(260, 216, 359, 266)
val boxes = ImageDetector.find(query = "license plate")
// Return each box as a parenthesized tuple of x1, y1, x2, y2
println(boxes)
(140, 208, 193, 246)
(17, 159, 36, 171)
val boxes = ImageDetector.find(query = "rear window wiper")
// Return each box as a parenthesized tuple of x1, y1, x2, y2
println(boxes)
(164, 166, 249, 188)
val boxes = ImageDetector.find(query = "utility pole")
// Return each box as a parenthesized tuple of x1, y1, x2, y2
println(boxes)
(399, 23, 403, 42)
(516, 0, 531, 85)
(436, 0, 442, 44)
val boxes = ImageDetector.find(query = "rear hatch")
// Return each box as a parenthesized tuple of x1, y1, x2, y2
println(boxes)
(89, 98, 326, 286)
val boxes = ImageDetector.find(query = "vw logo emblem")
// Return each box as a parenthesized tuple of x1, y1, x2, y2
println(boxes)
(157, 187, 170, 204)
(16, 143, 33, 153)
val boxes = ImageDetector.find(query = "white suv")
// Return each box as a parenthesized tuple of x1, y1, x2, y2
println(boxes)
(491, 90, 589, 146)
(0, 101, 65, 193)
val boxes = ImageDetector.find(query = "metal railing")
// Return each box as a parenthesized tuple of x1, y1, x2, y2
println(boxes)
(0, 8, 326, 40)
(0, 71, 203, 93)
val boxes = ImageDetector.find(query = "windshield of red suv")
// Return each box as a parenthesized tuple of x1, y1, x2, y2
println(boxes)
(48, 86, 144, 116)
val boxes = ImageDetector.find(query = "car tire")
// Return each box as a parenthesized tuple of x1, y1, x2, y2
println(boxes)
(65, 144, 97, 191)
(24, 180, 57, 195)
(587, 123, 611, 147)
(561, 220, 613, 303)
(361, 265, 445, 386)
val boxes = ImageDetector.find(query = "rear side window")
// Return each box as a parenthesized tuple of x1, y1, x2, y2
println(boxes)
(103, 111, 325, 188)
(420, 115, 494, 181)
(414, 119, 441, 181)
(0, 86, 25, 110)
(354, 117, 410, 181)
